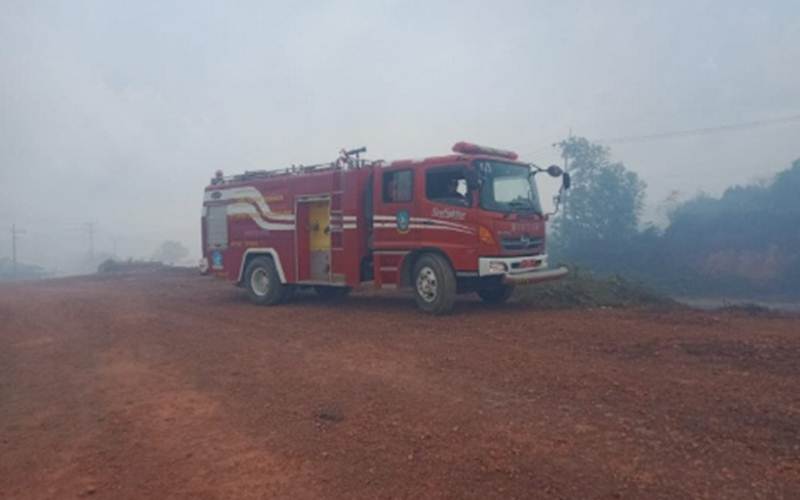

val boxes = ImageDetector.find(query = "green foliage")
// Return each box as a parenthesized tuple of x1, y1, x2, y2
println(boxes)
(551, 137, 646, 271)
(548, 136, 800, 297)
(660, 158, 800, 294)
(152, 240, 190, 265)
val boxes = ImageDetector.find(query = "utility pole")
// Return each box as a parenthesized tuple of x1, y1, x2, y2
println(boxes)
(86, 222, 95, 261)
(10, 224, 26, 278)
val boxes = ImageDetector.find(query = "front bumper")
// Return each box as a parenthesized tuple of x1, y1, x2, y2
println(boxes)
(478, 254, 568, 285)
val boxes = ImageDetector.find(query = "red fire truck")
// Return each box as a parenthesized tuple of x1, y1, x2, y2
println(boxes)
(201, 142, 570, 314)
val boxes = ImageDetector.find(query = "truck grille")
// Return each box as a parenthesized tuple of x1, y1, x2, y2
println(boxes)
(501, 235, 543, 252)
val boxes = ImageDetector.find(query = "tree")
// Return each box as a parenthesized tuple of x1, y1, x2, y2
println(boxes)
(552, 137, 646, 271)
(0, 257, 46, 281)
(152, 240, 189, 265)
(661, 158, 800, 294)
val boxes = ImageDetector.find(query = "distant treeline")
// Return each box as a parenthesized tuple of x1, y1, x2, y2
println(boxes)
(551, 137, 800, 297)
(0, 258, 47, 281)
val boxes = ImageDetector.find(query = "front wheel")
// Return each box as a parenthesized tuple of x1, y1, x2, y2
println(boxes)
(244, 256, 287, 305)
(413, 254, 457, 315)
(477, 284, 515, 304)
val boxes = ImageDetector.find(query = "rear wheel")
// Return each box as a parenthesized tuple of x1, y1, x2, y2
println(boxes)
(477, 284, 515, 304)
(413, 253, 457, 315)
(244, 256, 287, 305)
(314, 286, 351, 299)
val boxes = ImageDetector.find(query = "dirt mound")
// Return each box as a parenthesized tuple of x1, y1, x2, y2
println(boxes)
(516, 268, 674, 309)
(717, 301, 775, 316)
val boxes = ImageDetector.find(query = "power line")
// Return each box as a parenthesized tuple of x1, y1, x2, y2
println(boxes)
(526, 113, 800, 158)
(596, 113, 800, 145)
(522, 143, 560, 162)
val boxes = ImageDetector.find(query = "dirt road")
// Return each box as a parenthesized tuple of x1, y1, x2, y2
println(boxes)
(1, 270, 799, 499)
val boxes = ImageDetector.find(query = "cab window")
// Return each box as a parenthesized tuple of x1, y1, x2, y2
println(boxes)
(425, 166, 470, 207)
(382, 169, 413, 203)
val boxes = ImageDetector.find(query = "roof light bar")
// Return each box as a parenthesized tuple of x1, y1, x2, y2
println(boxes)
(452, 142, 518, 160)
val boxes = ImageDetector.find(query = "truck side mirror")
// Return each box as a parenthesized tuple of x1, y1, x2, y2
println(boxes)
(546, 165, 563, 177)
(562, 172, 571, 190)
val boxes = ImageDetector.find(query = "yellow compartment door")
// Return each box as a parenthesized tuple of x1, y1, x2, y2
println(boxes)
(308, 200, 331, 280)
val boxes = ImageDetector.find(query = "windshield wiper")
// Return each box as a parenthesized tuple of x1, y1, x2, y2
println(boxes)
(507, 200, 536, 210)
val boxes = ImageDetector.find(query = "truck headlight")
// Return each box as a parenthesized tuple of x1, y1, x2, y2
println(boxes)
(488, 261, 508, 273)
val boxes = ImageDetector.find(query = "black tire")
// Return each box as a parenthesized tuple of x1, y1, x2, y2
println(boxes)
(477, 284, 515, 304)
(412, 253, 457, 315)
(243, 256, 287, 305)
(314, 286, 351, 299)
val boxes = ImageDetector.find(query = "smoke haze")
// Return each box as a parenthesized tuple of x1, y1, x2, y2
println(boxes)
(1, 1, 799, 273)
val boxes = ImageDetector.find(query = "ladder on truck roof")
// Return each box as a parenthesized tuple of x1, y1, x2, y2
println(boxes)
(212, 147, 371, 184)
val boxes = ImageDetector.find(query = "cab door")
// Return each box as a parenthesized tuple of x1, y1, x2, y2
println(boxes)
(371, 167, 419, 286)
(417, 164, 479, 271)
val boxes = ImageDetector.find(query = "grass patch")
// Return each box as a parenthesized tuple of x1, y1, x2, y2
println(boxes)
(515, 268, 674, 309)
(717, 301, 774, 316)
(97, 258, 167, 274)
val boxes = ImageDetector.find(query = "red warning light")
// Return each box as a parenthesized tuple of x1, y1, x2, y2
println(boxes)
(452, 142, 518, 160)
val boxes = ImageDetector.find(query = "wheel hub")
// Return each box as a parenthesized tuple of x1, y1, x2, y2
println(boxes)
(416, 266, 438, 302)
(251, 268, 270, 296)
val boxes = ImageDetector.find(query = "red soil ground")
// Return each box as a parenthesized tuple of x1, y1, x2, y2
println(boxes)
(1, 270, 798, 499)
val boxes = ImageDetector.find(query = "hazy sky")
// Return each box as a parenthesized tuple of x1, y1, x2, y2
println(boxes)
(1, 1, 799, 271)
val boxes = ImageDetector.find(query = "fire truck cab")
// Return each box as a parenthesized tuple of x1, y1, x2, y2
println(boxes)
(201, 142, 569, 314)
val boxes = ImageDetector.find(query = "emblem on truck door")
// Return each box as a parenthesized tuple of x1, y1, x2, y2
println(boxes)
(211, 250, 223, 269)
(396, 210, 410, 233)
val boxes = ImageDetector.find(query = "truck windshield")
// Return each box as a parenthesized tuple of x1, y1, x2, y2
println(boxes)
(476, 160, 542, 214)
